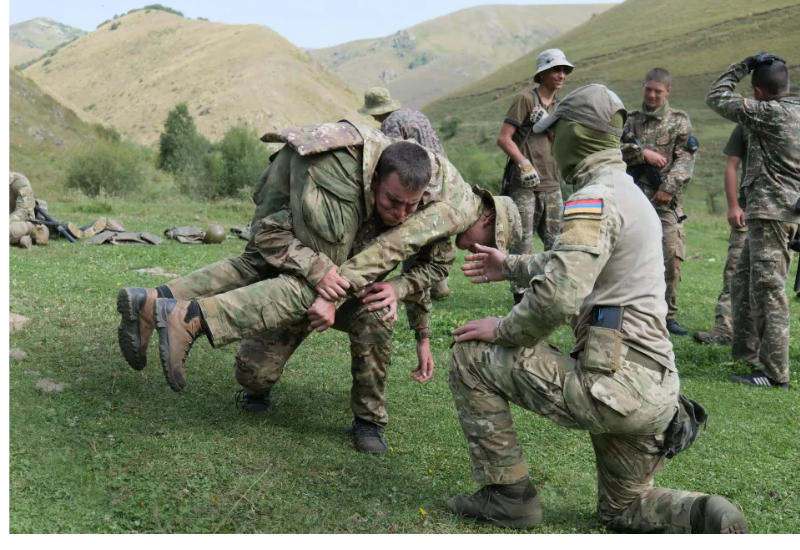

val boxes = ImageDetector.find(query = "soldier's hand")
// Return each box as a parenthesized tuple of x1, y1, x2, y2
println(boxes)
(728, 205, 746, 229)
(452, 317, 501, 343)
(462, 244, 506, 283)
(359, 282, 398, 323)
(518, 159, 540, 185)
(412, 339, 434, 383)
(755, 53, 786, 66)
(652, 190, 673, 208)
(315, 267, 350, 301)
(307, 296, 336, 332)
(643, 149, 667, 168)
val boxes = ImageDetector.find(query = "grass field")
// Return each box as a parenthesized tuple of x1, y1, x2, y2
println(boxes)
(8, 182, 800, 533)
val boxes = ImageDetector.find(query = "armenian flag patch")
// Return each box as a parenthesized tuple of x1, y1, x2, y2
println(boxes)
(564, 198, 603, 218)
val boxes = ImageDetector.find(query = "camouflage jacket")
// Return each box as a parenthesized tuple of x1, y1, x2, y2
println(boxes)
(380, 109, 448, 159)
(621, 101, 696, 211)
(9, 172, 36, 223)
(706, 62, 800, 224)
(496, 149, 676, 371)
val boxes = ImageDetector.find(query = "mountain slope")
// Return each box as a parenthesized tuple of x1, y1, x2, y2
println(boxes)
(312, 3, 613, 109)
(10, 18, 86, 66)
(24, 10, 368, 146)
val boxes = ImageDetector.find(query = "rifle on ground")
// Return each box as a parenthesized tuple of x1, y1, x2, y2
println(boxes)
(792, 198, 800, 292)
(621, 131, 687, 223)
(33, 205, 77, 243)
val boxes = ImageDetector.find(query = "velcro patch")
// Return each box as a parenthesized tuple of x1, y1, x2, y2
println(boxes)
(560, 218, 601, 247)
(564, 198, 603, 218)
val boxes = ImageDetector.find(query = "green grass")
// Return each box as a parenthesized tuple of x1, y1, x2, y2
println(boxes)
(8, 185, 800, 533)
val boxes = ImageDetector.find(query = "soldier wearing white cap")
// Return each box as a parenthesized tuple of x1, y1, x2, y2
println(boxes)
(496, 49, 575, 304)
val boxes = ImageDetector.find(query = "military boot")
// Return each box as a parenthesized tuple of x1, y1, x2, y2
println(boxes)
(352, 417, 388, 454)
(431, 279, 451, 300)
(117, 287, 157, 370)
(446, 478, 542, 529)
(80, 217, 107, 239)
(34, 225, 49, 245)
(18, 235, 33, 250)
(235, 388, 272, 412)
(154, 298, 205, 392)
(691, 495, 749, 534)
(666, 318, 688, 336)
(692, 327, 732, 345)
(67, 222, 83, 239)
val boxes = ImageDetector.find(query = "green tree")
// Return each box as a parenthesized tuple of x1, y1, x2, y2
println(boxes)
(157, 103, 210, 173)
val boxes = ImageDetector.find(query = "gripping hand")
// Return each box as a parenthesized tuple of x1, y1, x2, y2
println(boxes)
(518, 159, 540, 186)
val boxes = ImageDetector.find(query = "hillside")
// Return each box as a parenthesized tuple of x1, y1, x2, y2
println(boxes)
(10, 18, 86, 66)
(311, 3, 612, 109)
(23, 10, 369, 146)
(425, 0, 800, 200)
(9, 69, 101, 196)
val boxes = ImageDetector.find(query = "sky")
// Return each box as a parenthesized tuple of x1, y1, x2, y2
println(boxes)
(9, 0, 621, 49)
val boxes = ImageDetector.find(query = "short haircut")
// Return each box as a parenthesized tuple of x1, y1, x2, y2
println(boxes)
(752, 62, 790, 96)
(376, 141, 431, 191)
(644, 67, 672, 88)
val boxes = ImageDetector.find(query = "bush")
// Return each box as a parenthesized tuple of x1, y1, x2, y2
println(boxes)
(440, 116, 462, 140)
(448, 147, 506, 194)
(157, 103, 211, 173)
(64, 140, 151, 197)
(93, 123, 121, 142)
(110, 22, 121, 31)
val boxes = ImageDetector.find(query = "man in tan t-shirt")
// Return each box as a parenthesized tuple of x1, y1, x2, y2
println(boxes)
(496, 48, 573, 304)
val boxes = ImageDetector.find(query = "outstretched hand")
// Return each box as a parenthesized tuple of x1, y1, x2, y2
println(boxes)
(411, 338, 434, 383)
(461, 244, 506, 284)
(451, 317, 501, 344)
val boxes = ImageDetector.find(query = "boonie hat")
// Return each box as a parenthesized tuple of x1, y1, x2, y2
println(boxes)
(534, 48, 574, 83)
(472, 187, 522, 252)
(533, 84, 627, 137)
(358, 87, 402, 116)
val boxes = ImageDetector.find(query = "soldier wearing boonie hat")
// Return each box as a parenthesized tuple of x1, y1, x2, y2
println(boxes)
(496, 49, 574, 305)
(446, 84, 749, 534)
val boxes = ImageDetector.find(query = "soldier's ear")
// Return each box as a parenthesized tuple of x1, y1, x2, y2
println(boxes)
(665, 86, 672, 96)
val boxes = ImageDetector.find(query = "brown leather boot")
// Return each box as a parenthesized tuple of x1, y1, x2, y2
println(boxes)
(81, 217, 107, 239)
(154, 298, 204, 392)
(446, 479, 542, 529)
(117, 287, 157, 370)
(34, 225, 49, 245)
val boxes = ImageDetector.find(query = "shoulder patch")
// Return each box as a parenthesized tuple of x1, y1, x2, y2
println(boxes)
(564, 198, 603, 218)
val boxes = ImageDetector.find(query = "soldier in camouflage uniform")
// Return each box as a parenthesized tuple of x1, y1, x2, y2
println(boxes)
(117, 121, 521, 452)
(706, 54, 800, 389)
(694, 125, 750, 345)
(359, 86, 451, 299)
(445, 85, 748, 533)
(621, 68, 696, 336)
(9, 172, 48, 249)
(497, 49, 573, 304)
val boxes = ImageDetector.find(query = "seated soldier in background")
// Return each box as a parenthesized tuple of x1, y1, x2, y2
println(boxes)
(445, 84, 747, 533)
(359, 86, 452, 299)
(694, 124, 750, 345)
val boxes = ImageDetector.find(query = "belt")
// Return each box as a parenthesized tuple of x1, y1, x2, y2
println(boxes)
(625, 347, 666, 373)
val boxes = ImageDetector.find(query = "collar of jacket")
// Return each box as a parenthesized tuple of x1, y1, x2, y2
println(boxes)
(641, 99, 669, 120)
(566, 149, 627, 191)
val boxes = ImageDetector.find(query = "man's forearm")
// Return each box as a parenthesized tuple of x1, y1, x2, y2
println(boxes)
(497, 133, 526, 165)
(724, 162, 740, 210)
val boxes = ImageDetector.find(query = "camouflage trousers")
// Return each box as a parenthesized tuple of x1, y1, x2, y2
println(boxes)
(507, 187, 563, 296)
(658, 209, 685, 320)
(449, 340, 710, 533)
(710, 227, 748, 335)
(235, 297, 394, 426)
(9, 221, 37, 245)
(731, 219, 798, 384)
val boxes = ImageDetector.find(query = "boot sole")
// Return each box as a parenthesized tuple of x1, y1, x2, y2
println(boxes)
(154, 300, 186, 392)
(705, 496, 749, 534)
(445, 500, 543, 530)
(117, 288, 148, 371)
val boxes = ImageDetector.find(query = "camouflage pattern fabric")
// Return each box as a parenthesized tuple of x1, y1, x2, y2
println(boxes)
(731, 220, 798, 384)
(261, 121, 364, 157)
(85, 231, 164, 246)
(9, 172, 36, 223)
(235, 297, 394, 426)
(380, 109, 448, 158)
(710, 227, 748, 335)
(164, 227, 206, 244)
(621, 101, 695, 319)
(706, 62, 800, 224)
(449, 340, 707, 533)
(9, 220, 37, 245)
(507, 188, 563, 296)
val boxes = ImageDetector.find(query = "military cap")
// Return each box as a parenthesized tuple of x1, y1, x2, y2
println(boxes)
(533, 84, 627, 137)
(358, 87, 401, 116)
(473, 187, 523, 252)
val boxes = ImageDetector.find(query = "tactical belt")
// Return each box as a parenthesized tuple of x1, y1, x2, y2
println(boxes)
(624, 347, 665, 374)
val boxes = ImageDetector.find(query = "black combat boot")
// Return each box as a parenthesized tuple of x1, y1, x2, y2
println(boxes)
(666, 318, 688, 336)
(235, 388, 272, 412)
(352, 417, 388, 454)
(446, 478, 542, 529)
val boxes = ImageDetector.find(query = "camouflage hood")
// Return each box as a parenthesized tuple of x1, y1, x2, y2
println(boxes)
(262, 120, 482, 222)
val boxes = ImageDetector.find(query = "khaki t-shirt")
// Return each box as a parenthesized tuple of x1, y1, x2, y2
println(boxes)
(504, 89, 560, 192)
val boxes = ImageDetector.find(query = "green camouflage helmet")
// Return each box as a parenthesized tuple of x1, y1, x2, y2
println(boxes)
(203, 224, 226, 244)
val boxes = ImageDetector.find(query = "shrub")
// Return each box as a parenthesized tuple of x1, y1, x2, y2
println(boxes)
(448, 147, 506, 194)
(110, 22, 121, 31)
(157, 103, 211, 173)
(93, 124, 121, 142)
(440, 116, 462, 140)
(42, 59, 52, 66)
(64, 140, 151, 197)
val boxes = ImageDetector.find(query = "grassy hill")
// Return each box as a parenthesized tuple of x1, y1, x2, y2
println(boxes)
(10, 18, 86, 66)
(424, 0, 800, 208)
(311, 4, 613, 110)
(23, 10, 369, 146)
